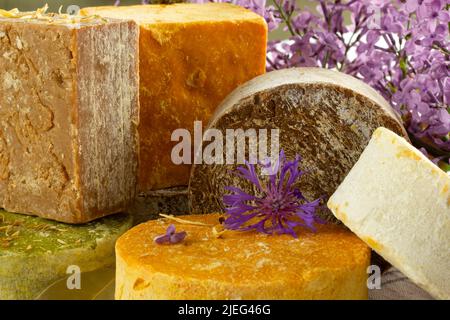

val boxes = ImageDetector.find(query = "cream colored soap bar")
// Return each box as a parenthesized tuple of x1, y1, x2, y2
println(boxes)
(115, 214, 371, 300)
(328, 127, 450, 300)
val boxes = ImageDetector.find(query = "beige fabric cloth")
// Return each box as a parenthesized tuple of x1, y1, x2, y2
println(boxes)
(369, 267, 434, 300)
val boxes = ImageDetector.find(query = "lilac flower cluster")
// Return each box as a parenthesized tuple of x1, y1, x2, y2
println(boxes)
(222, 150, 323, 238)
(190, 0, 450, 167)
(114, 0, 448, 167)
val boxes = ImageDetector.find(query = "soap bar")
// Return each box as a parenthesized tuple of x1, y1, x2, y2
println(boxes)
(0, 209, 132, 300)
(0, 10, 139, 223)
(81, 3, 268, 191)
(328, 127, 450, 300)
(115, 214, 371, 300)
(189, 68, 408, 220)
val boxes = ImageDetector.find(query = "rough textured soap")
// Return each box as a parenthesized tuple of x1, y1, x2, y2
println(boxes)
(115, 213, 371, 300)
(81, 3, 267, 191)
(0, 209, 132, 300)
(0, 11, 139, 223)
(328, 127, 450, 300)
(189, 68, 408, 220)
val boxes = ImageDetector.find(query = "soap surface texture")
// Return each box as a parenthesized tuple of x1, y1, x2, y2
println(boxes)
(115, 213, 371, 300)
(0, 12, 139, 223)
(0, 210, 132, 299)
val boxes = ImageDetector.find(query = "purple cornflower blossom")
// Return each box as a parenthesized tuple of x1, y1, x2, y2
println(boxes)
(223, 150, 323, 238)
(154, 224, 187, 244)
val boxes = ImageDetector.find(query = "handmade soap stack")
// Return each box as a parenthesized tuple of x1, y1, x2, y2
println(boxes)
(112, 63, 448, 299)
(0, 7, 139, 299)
(0, 3, 270, 299)
(2, 3, 447, 302)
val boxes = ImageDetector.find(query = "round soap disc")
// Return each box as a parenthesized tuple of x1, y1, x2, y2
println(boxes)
(115, 214, 371, 300)
(0, 210, 132, 300)
(188, 68, 408, 221)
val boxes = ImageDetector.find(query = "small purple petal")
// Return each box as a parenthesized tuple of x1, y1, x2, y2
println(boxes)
(154, 234, 171, 245)
(166, 224, 176, 236)
(154, 224, 187, 245)
(170, 231, 187, 244)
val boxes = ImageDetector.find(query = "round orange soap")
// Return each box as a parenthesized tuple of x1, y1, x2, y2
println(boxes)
(115, 214, 370, 300)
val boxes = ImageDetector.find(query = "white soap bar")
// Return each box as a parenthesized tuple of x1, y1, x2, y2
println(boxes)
(328, 127, 450, 299)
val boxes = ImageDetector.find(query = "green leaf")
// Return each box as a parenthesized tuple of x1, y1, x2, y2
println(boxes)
(399, 56, 408, 77)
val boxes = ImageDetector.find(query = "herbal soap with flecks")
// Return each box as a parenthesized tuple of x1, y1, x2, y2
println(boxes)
(115, 214, 371, 300)
(328, 127, 450, 300)
(0, 11, 139, 223)
(188, 68, 408, 220)
(0, 209, 132, 300)
(81, 3, 268, 192)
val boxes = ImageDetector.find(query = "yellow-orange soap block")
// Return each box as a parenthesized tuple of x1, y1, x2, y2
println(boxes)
(82, 4, 268, 191)
(115, 214, 371, 300)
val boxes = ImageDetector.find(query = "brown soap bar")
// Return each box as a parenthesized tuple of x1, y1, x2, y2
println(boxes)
(188, 68, 409, 221)
(0, 10, 139, 223)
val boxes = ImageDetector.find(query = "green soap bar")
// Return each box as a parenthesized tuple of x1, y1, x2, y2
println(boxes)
(0, 210, 132, 300)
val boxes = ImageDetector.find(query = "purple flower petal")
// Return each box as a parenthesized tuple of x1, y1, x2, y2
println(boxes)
(154, 224, 187, 245)
(170, 231, 187, 244)
(154, 234, 171, 245)
(166, 224, 176, 236)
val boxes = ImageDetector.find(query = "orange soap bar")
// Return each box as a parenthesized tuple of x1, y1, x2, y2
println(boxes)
(81, 4, 268, 192)
(115, 214, 371, 300)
